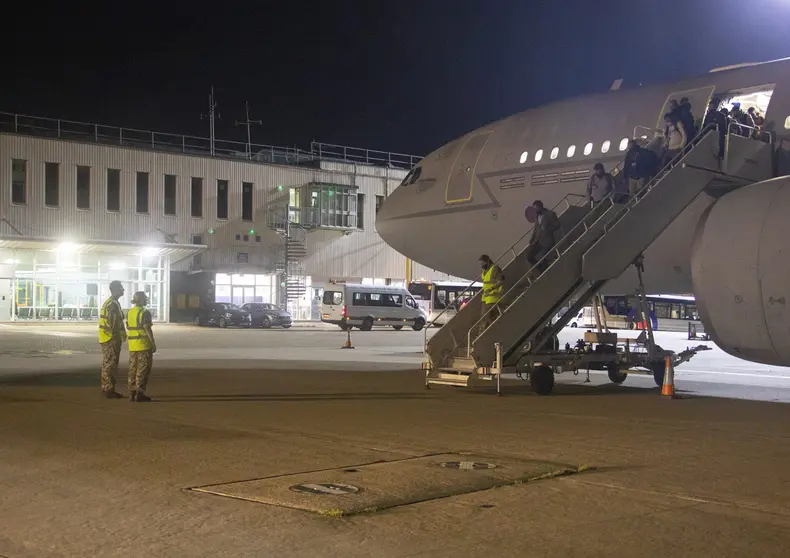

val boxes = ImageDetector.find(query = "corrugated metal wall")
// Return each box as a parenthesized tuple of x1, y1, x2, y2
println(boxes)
(1, 133, 465, 281)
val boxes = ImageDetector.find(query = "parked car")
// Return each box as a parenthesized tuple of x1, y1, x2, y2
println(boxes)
(193, 303, 252, 328)
(240, 303, 293, 329)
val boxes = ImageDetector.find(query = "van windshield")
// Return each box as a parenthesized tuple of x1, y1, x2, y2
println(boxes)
(323, 291, 342, 305)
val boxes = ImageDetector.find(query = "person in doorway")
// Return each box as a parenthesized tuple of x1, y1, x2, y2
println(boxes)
(98, 280, 127, 398)
(525, 200, 561, 273)
(704, 99, 728, 159)
(127, 291, 157, 402)
(478, 255, 503, 333)
(661, 113, 688, 168)
(587, 163, 614, 206)
(679, 97, 696, 140)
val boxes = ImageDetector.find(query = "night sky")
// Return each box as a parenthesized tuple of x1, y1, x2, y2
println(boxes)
(4, 1, 790, 156)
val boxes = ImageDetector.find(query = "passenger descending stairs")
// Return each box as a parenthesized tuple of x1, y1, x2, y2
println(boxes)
(426, 126, 774, 383)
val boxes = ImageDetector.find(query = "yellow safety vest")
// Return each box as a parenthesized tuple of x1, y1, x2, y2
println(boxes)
(482, 266, 503, 304)
(98, 297, 125, 343)
(127, 306, 153, 352)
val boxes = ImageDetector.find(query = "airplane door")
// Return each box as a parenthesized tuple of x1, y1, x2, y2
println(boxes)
(445, 131, 492, 204)
(655, 86, 716, 132)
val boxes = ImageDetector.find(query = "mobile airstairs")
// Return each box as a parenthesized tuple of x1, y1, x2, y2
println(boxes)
(423, 124, 775, 394)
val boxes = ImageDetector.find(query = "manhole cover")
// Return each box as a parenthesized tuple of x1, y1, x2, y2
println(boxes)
(289, 483, 360, 495)
(440, 461, 497, 470)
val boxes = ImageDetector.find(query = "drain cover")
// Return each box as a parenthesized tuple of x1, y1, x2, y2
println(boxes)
(189, 453, 580, 516)
(440, 461, 497, 470)
(290, 483, 360, 495)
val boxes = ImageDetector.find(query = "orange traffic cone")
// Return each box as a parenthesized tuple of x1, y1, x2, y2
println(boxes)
(661, 355, 676, 398)
(341, 328, 355, 349)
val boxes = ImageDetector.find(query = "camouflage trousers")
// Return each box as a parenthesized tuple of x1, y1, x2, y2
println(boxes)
(128, 350, 153, 394)
(100, 338, 122, 392)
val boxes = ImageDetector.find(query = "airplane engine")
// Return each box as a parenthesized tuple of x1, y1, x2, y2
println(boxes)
(690, 176, 790, 366)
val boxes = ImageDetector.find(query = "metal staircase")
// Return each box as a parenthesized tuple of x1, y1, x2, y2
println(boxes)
(267, 205, 309, 301)
(426, 126, 775, 382)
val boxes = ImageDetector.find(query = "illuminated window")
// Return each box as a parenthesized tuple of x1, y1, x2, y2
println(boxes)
(619, 138, 629, 151)
(550, 147, 559, 160)
(785, 115, 790, 129)
(584, 143, 593, 155)
(567, 145, 576, 157)
(519, 151, 528, 164)
(602, 141, 611, 154)
(535, 149, 544, 162)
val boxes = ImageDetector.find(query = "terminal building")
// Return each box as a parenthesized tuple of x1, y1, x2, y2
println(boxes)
(0, 112, 461, 322)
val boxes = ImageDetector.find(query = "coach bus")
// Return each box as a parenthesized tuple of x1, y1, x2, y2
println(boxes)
(575, 294, 699, 332)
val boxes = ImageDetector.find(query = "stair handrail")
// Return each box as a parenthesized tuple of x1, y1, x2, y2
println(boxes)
(466, 125, 717, 356)
(423, 191, 590, 350)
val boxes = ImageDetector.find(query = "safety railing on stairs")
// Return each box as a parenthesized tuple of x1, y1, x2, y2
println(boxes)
(464, 124, 718, 359)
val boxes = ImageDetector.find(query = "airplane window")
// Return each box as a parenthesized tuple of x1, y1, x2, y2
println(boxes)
(602, 141, 611, 154)
(619, 138, 629, 151)
(584, 143, 593, 155)
(535, 149, 543, 162)
(519, 151, 528, 164)
(785, 115, 790, 129)
(567, 145, 576, 157)
(550, 147, 559, 160)
(409, 166, 422, 185)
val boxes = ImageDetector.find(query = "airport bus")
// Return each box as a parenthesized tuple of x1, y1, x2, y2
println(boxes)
(407, 280, 482, 326)
(574, 294, 699, 332)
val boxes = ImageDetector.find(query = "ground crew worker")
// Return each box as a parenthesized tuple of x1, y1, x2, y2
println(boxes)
(479, 254, 504, 333)
(99, 280, 127, 398)
(126, 291, 157, 403)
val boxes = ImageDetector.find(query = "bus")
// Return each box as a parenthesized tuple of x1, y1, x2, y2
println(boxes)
(574, 294, 700, 332)
(407, 280, 483, 326)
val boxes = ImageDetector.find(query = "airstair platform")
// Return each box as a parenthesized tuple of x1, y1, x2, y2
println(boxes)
(424, 126, 775, 392)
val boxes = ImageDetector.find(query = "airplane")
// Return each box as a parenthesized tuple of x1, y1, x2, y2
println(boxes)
(376, 57, 790, 367)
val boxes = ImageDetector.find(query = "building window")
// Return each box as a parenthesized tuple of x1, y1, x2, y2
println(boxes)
(217, 179, 229, 219)
(107, 169, 121, 212)
(163, 174, 177, 216)
(11, 159, 27, 205)
(241, 182, 253, 221)
(136, 171, 149, 214)
(567, 145, 576, 158)
(44, 162, 59, 207)
(235, 234, 241, 241)
(534, 149, 543, 162)
(243, 234, 249, 241)
(255, 235, 261, 242)
(76, 165, 91, 209)
(191, 177, 203, 218)
(357, 193, 365, 229)
(584, 143, 594, 155)
(601, 140, 611, 154)
(375, 195, 384, 215)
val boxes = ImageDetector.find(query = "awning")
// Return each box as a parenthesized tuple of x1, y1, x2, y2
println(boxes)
(0, 235, 207, 264)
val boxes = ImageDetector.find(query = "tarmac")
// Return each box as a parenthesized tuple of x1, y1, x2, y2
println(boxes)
(1, 322, 790, 556)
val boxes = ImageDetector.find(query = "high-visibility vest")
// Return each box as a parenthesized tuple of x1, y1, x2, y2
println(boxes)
(481, 265, 503, 304)
(127, 306, 153, 352)
(98, 297, 125, 343)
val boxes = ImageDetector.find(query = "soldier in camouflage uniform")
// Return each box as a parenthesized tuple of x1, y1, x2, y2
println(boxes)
(99, 280, 127, 398)
(127, 291, 157, 402)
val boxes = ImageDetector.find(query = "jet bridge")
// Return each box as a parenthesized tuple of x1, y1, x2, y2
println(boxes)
(423, 125, 775, 394)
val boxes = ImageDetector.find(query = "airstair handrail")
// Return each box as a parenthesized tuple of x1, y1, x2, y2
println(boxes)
(725, 120, 772, 144)
(633, 125, 664, 140)
(466, 124, 718, 357)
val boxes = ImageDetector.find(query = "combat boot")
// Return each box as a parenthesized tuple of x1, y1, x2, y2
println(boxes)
(128, 391, 137, 402)
(135, 392, 152, 403)
(103, 390, 123, 399)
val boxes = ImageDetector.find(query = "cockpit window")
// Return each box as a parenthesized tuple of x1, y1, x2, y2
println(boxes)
(399, 166, 422, 187)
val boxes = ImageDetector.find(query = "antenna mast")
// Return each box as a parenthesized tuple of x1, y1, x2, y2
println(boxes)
(235, 101, 262, 160)
(201, 87, 220, 156)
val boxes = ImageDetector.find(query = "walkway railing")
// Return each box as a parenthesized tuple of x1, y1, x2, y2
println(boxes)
(0, 111, 421, 170)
